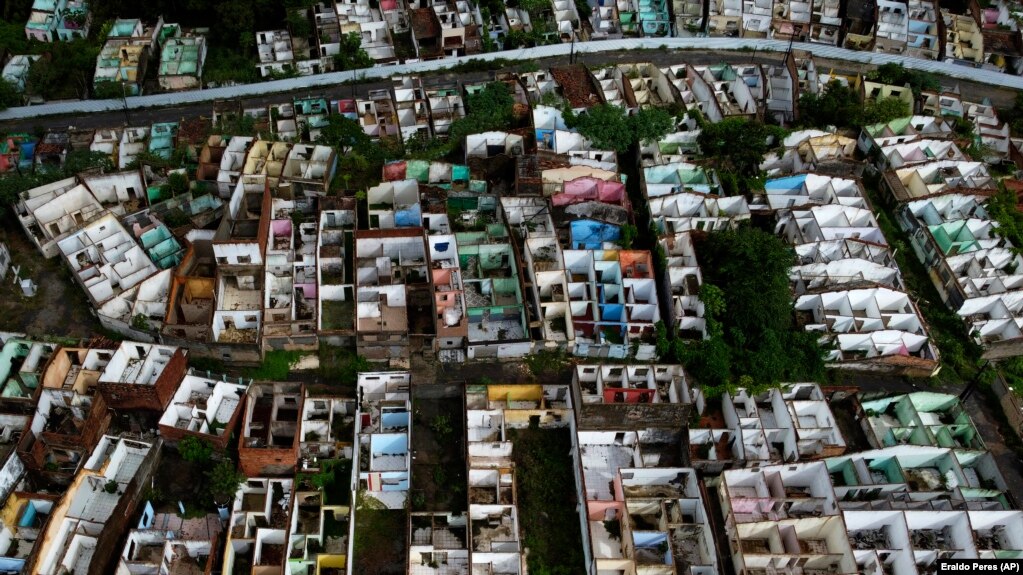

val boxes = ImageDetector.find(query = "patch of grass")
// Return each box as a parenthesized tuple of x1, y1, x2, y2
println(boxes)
(352, 505, 406, 575)
(317, 343, 371, 389)
(523, 350, 570, 379)
(321, 459, 354, 506)
(203, 46, 259, 86)
(447, 57, 516, 73)
(189, 356, 227, 374)
(511, 424, 584, 574)
(246, 350, 304, 380)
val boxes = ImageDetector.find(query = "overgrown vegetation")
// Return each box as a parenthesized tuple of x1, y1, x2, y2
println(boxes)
(865, 63, 940, 97)
(696, 116, 784, 195)
(178, 435, 213, 463)
(510, 423, 584, 575)
(997, 92, 1023, 137)
(352, 504, 406, 575)
(205, 459, 246, 506)
(317, 343, 371, 386)
(862, 179, 984, 383)
(332, 32, 374, 72)
(246, 350, 304, 380)
(298, 459, 353, 505)
(0, 150, 112, 216)
(0, 79, 20, 110)
(451, 82, 517, 141)
(985, 182, 1023, 250)
(316, 115, 403, 192)
(672, 227, 826, 396)
(798, 80, 910, 129)
(189, 356, 227, 374)
(565, 104, 675, 153)
(523, 349, 570, 379)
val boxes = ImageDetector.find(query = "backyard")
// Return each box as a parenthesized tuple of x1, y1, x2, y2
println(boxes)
(510, 424, 584, 574)
(352, 506, 406, 575)
(410, 386, 467, 513)
(0, 222, 102, 337)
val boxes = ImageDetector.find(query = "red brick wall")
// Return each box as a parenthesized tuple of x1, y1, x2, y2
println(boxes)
(237, 389, 302, 476)
(159, 397, 242, 452)
(155, 349, 189, 409)
(238, 445, 298, 476)
(98, 382, 164, 411)
(99, 349, 188, 411)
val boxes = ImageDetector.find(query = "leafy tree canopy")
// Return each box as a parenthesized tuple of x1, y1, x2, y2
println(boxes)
(797, 80, 862, 129)
(998, 92, 1023, 137)
(865, 63, 939, 96)
(0, 150, 111, 215)
(28, 40, 99, 100)
(317, 114, 371, 154)
(565, 104, 675, 153)
(449, 81, 516, 143)
(673, 227, 825, 396)
(287, 10, 312, 39)
(332, 32, 373, 72)
(205, 460, 245, 505)
(862, 97, 911, 126)
(696, 117, 783, 193)
(178, 435, 213, 464)
(0, 78, 21, 110)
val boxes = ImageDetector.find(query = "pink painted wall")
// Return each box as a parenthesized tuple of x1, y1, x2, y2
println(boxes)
(587, 500, 623, 519)
(271, 219, 292, 236)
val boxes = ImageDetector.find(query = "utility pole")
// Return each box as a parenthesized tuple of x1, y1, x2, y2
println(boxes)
(959, 360, 992, 403)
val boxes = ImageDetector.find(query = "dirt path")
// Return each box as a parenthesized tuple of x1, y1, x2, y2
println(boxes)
(0, 221, 101, 338)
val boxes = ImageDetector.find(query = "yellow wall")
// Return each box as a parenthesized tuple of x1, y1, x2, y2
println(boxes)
(0, 493, 23, 528)
(317, 554, 347, 573)
(487, 385, 542, 402)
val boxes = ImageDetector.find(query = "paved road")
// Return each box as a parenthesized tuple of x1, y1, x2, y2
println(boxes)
(1, 43, 1021, 132)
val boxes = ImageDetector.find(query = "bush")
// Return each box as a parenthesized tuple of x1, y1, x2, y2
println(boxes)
(247, 350, 303, 380)
(179, 436, 213, 463)
(674, 228, 825, 395)
(205, 460, 245, 506)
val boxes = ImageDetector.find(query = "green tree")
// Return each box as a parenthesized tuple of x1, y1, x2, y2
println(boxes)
(619, 223, 638, 248)
(448, 81, 517, 143)
(862, 97, 911, 126)
(673, 229, 824, 395)
(317, 114, 371, 154)
(565, 103, 633, 152)
(697, 117, 779, 192)
(565, 105, 675, 152)
(0, 78, 21, 110)
(332, 32, 373, 72)
(999, 92, 1023, 137)
(167, 171, 189, 195)
(63, 150, 113, 175)
(0, 21, 34, 54)
(865, 63, 939, 96)
(287, 10, 312, 39)
(465, 81, 514, 122)
(205, 460, 245, 506)
(214, 0, 258, 48)
(629, 107, 676, 145)
(93, 81, 126, 100)
(27, 40, 100, 100)
(797, 80, 862, 129)
(178, 435, 213, 464)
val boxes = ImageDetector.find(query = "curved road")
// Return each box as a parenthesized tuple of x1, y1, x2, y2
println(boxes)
(2, 37, 1022, 129)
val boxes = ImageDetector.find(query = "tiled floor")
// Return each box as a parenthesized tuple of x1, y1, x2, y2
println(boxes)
(581, 443, 635, 501)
